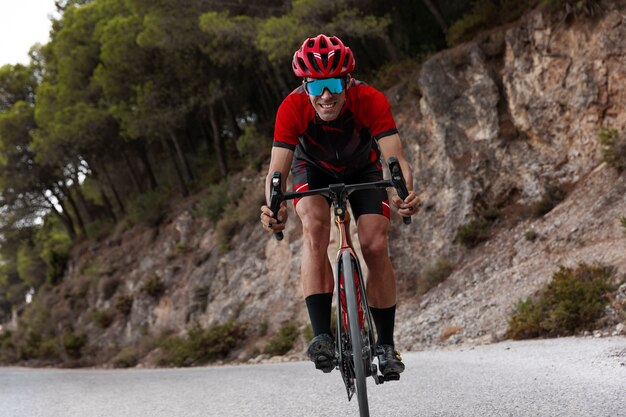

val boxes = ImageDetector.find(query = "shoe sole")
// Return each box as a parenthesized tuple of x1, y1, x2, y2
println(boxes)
(379, 361, 405, 376)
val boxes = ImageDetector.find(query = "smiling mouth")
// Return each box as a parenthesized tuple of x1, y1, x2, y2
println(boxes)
(319, 102, 336, 110)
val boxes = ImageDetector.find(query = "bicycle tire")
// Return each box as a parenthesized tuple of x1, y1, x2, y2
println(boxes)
(342, 251, 370, 417)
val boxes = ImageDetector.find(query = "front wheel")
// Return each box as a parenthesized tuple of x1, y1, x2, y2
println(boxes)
(342, 251, 370, 417)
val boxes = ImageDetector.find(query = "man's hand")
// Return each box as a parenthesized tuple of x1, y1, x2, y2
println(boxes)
(392, 190, 420, 217)
(260, 203, 288, 233)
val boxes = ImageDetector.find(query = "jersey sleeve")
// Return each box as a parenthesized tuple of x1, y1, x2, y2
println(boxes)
(273, 96, 300, 151)
(365, 88, 398, 141)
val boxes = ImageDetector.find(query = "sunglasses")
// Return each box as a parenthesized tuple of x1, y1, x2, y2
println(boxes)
(303, 77, 347, 97)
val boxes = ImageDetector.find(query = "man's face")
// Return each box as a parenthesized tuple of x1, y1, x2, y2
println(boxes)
(305, 77, 347, 122)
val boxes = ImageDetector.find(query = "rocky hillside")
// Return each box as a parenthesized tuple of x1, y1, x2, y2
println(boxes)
(5, 4, 626, 366)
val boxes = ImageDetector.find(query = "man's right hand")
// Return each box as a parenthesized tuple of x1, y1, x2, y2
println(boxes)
(260, 203, 288, 233)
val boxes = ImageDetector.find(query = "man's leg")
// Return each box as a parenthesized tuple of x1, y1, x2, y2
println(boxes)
(296, 196, 335, 372)
(357, 214, 405, 377)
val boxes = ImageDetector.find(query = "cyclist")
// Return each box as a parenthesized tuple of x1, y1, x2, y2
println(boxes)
(260, 34, 419, 379)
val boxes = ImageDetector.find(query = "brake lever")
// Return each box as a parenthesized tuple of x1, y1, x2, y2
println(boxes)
(269, 172, 284, 240)
(388, 157, 411, 225)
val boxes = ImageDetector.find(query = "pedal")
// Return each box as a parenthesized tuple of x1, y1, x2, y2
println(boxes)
(383, 372, 400, 382)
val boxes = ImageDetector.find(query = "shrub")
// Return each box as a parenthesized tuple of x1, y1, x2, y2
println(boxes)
(16, 240, 47, 289)
(420, 258, 454, 294)
(597, 128, 626, 172)
(215, 181, 265, 251)
(525, 230, 539, 242)
(92, 309, 115, 328)
(263, 322, 300, 357)
(374, 58, 423, 91)
(17, 331, 42, 360)
(532, 182, 566, 217)
(542, 0, 602, 17)
(126, 190, 167, 227)
(257, 320, 269, 337)
(85, 219, 113, 241)
(112, 347, 139, 368)
(62, 331, 87, 359)
(38, 338, 60, 360)
(159, 321, 245, 367)
(456, 219, 490, 248)
(507, 263, 617, 339)
(620, 215, 626, 235)
(115, 294, 134, 316)
(141, 274, 165, 299)
(480, 207, 501, 223)
(202, 180, 237, 223)
(302, 324, 313, 343)
(447, 0, 532, 46)
(236, 125, 271, 170)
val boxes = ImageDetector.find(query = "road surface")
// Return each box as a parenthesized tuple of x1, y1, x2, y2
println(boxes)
(1, 336, 624, 417)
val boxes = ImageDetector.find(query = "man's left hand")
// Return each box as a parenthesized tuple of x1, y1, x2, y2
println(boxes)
(392, 190, 420, 217)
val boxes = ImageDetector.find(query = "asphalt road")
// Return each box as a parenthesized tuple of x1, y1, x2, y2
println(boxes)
(1, 336, 625, 417)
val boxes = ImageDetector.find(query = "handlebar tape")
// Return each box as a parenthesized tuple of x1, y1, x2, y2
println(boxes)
(269, 171, 284, 241)
(388, 157, 412, 225)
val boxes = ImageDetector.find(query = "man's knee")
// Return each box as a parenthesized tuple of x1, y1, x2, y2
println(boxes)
(297, 198, 330, 248)
(360, 234, 389, 259)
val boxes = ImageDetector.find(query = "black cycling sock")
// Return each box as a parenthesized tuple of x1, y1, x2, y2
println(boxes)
(305, 293, 333, 337)
(370, 305, 396, 346)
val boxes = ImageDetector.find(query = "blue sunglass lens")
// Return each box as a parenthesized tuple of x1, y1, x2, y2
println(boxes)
(305, 78, 346, 96)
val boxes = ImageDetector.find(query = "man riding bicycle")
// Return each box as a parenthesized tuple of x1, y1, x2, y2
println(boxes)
(260, 34, 419, 379)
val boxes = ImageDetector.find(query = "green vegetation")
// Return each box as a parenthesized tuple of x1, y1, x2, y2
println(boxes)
(126, 190, 169, 228)
(0, 0, 537, 333)
(215, 179, 266, 251)
(236, 125, 272, 170)
(141, 275, 166, 299)
(159, 321, 246, 367)
(507, 263, 619, 339)
(456, 206, 501, 248)
(114, 294, 134, 316)
(620, 215, 626, 235)
(456, 219, 490, 248)
(597, 128, 626, 173)
(62, 331, 88, 359)
(112, 347, 139, 369)
(525, 230, 539, 242)
(420, 258, 454, 294)
(447, 0, 534, 46)
(542, 0, 602, 16)
(92, 309, 115, 328)
(263, 322, 300, 356)
(201, 179, 241, 223)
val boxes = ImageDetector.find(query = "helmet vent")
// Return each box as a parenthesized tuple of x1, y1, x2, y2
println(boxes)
(307, 52, 322, 73)
(297, 57, 309, 74)
(329, 50, 340, 73)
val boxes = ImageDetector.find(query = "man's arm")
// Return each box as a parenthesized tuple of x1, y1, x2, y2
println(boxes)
(377, 133, 420, 217)
(260, 146, 294, 232)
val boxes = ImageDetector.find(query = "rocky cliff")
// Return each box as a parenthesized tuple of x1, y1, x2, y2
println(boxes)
(10, 4, 626, 366)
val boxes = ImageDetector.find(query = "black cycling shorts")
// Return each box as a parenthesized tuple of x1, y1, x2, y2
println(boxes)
(291, 161, 390, 220)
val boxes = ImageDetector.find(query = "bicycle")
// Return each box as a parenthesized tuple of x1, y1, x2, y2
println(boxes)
(268, 157, 411, 417)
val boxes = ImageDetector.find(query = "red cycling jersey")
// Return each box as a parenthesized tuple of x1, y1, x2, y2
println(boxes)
(273, 79, 398, 178)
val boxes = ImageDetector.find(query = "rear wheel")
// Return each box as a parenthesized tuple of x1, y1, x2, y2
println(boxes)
(342, 251, 370, 417)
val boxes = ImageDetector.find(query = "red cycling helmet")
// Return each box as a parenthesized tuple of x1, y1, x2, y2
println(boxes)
(292, 34, 355, 78)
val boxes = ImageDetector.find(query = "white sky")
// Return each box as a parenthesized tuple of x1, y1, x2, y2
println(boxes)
(0, 0, 57, 66)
